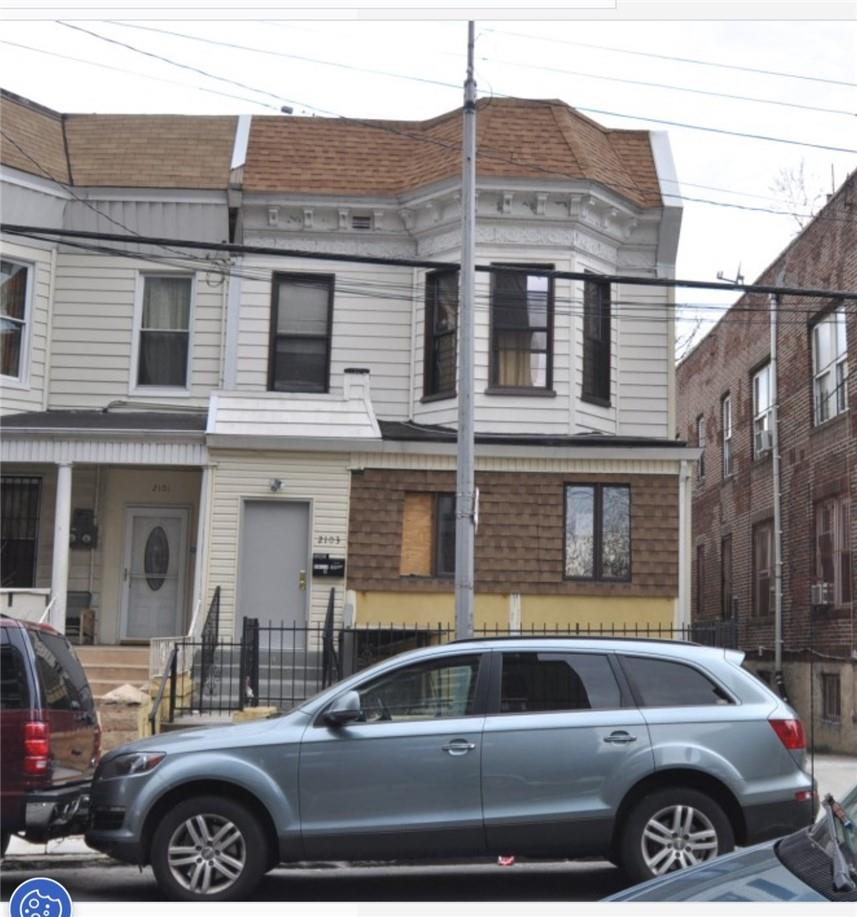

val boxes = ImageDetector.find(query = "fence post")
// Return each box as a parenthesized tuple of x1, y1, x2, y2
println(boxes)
(239, 617, 260, 710)
(168, 646, 178, 723)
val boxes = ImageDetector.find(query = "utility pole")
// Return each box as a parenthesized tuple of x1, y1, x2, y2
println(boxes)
(455, 21, 476, 640)
(770, 288, 786, 698)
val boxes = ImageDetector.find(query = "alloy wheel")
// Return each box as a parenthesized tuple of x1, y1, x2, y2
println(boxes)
(641, 804, 719, 875)
(167, 813, 246, 895)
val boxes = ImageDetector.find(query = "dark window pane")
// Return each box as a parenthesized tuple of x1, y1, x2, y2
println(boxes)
(602, 486, 630, 579)
(357, 656, 480, 721)
(276, 280, 330, 336)
(622, 656, 732, 707)
(565, 486, 594, 578)
(272, 337, 327, 392)
(583, 278, 610, 402)
(1, 318, 22, 378)
(500, 652, 620, 713)
(142, 277, 191, 330)
(137, 331, 189, 386)
(0, 643, 29, 709)
(430, 333, 456, 394)
(425, 271, 458, 396)
(1, 476, 40, 587)
(28, 633, 74, 711)
(435, 493, 456, 576)
(36, 632, 95, 713)
(0, 260, 28, 321)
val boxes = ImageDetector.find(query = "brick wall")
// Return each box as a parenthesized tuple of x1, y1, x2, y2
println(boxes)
(677, 172, 857, 662)
(348, 467, 678, 596)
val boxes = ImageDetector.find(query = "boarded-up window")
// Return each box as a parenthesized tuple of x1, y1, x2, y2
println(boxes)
(400, 493, 455, 578)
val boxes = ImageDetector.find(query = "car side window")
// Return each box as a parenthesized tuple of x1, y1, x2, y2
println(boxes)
(1, 640, 30, 709)
(500, 652, 621, 713)
(356, 655, 481, 723)
(621, 655, 733, 707)
(27, 631, 93, 713)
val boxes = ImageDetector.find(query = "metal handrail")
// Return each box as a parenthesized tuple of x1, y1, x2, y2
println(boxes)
(38, 595, 56, 624)
(149, 645, 178, 734)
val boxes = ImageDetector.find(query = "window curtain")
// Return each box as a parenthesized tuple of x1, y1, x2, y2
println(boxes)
(138, 277, 190, 386)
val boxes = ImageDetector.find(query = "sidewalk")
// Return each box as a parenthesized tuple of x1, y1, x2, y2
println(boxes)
(6, 753, 855, 862)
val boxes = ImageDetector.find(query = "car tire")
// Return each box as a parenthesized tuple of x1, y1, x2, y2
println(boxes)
(150, 795, 268, 901)
(619, 787, 734, 885)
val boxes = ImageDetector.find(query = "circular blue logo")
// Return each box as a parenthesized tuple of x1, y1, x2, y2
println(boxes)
(9, 878, 72, 917)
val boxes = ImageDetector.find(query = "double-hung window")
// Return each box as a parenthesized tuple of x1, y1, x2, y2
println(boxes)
(269, 273, 334, 393)
(812, 306, 848, 424)
(136, 275, 192, 389)
(423, 270, 458, 399)
(1, 259, 30, 383)
(490, 266, 553, 390)
(722, 394, 734, 477)
(815, 495, 851, 605)
(752, 363, 773, 457)
(752, 521, 774, 616)
(564, 484, 630, 581)
(582, 276, 611, 404)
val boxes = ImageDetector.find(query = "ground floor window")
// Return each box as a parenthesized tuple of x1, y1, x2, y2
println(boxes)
(399, 492, 456, 578)
(752, 521, 773, 616)
(821, 672, 841, 723)
(0, 476, 41, 587)
(564, 484, 630, 581)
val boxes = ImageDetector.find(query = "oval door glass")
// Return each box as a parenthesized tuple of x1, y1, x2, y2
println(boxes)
(144, 525, 170, 591)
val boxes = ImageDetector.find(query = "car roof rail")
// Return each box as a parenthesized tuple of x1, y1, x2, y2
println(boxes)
(449, 634, 703, 648)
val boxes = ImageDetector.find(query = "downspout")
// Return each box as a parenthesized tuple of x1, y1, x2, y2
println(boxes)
(770, 290, 787, 700)
(676, 459, 692, 629)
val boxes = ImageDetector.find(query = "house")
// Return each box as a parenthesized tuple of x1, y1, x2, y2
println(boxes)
(2, 90, 699, 682)
(677, 171, 856, 754)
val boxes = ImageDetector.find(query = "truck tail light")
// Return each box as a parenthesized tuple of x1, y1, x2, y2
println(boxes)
(23, 720, 51, 775)
(769, 718, 806, 750)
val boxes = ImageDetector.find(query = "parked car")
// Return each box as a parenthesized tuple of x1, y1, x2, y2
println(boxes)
(606, 786, 857, 901)
(1, 614, 101, 855)
(86, 637, 815, 900)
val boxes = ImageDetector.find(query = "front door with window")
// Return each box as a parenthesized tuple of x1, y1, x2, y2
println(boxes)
(120, 507, 188, 640)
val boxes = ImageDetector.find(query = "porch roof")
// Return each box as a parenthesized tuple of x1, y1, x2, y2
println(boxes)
(0, 410, 207, 432)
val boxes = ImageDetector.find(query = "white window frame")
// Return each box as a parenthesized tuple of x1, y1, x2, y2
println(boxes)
(722, 394, 733, 478)
(752, 363, 772, 457)
(812, 306, 848, 425)
(130, 271, 195, 397)
(0, 257, 34, 389)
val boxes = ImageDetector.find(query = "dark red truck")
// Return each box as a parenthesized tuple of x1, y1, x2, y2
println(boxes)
(1, 615, 100, 854)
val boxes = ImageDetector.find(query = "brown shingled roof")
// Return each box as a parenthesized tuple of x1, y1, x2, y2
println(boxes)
(1, 89, 237, 190)
(243, 97, 662, 207)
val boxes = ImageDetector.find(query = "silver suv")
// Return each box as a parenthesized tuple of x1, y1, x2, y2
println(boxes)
(86, 638, 815, 900)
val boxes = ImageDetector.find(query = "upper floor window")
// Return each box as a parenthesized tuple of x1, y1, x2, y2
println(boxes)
(812, 306, 848, 425)
(564, 483, 630, 581)
(722, 394, 734, 477)
(269, 273, 334, 393)
(696, 414, 706, 479)
(489, 266, 553, 391)
(135, 275, 192, 389)
(1, 259, 30, 382)
(752, 363, 772, 457)
(815, 495, 851, 606)
(424, 270, 458, 399)
(582, 276, 611, 405)
(400, 492, 456, 578)
(752, 520, 774, 616)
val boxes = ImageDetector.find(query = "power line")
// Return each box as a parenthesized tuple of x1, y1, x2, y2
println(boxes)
(485, 28, 857, 89)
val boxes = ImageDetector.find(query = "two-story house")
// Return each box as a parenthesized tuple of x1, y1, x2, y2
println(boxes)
(677, 171, 856, 754)
(2, 90, 698, 670)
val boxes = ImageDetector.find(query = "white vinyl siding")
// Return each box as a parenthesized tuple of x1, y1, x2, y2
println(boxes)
(205, 450, 351, 636)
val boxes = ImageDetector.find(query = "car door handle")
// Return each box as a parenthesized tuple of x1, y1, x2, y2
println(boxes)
(442, 739, 476, 756)
(603, 731, 637, 744)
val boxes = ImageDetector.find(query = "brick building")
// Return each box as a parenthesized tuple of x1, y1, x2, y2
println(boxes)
(677, 171, 857, 754)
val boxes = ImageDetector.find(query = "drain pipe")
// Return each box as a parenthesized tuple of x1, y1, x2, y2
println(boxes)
(770, 288, 787, 701)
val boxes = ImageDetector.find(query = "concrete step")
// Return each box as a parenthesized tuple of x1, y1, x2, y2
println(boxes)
(82, 663, 150, 681)
(76, 646, 149, 665)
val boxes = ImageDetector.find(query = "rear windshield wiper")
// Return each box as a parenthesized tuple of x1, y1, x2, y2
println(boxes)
(820, 794, 857, 893)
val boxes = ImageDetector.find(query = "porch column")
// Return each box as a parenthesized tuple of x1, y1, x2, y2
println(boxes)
(50, 462, 73, 633)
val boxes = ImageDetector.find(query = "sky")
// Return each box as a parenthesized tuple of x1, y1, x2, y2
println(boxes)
(1, 6, 855, 355)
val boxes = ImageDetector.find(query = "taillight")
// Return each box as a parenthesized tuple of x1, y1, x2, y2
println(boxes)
(770, 718, 806, 750)
(23, 720, 51, 775)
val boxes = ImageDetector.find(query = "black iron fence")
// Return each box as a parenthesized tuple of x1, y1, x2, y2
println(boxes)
(155, 614, 738, 726)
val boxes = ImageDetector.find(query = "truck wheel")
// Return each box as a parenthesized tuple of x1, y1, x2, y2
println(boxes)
(150, 796, 268, 901)
(619, 787, 734, 885)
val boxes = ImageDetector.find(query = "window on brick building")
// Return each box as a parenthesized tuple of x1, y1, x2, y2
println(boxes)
(752, 364, 773, 457)
(400, 492, 456, 578)
(815, 495, 851, 605)
(564, 484, 630, 581)
(812, 306, 848, 425)
(721, 535, 734, 620)
(696, 415, 705, 479)
(722, 394, 734, 477)
(821, 673, 841, 722)
(696, 543, 705, 617)
(752, 521, 774, 616)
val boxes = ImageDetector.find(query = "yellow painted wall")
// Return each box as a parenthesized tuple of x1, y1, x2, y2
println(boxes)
(355, 592, 674, 629)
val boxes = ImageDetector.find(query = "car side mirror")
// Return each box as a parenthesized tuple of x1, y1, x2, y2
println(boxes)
(323, 690, 363, 727)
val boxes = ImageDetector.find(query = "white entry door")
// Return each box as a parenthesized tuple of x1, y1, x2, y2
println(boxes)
(121, 507, 189, 640)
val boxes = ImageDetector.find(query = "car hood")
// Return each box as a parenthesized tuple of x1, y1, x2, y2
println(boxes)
(99, 708, 310, 761)
(606, 840, 823, 901)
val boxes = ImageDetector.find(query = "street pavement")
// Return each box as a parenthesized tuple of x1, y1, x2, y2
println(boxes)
(2, 753, 854, 901)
